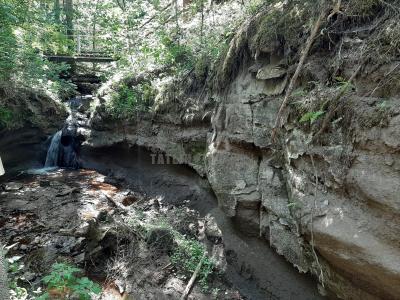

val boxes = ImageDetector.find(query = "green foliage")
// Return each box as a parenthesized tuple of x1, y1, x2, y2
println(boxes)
(171, 239, 214, 290)
(299, 110, 325, 124)
(127, 211, 215, 291)
(108, 82, 155, 118)
(0, 0, 74, 95)
(0, 107, 14, 129)
(153, 31, 195, 71)
(335, 76, 355, 93)
(7, 255, 43, 300)
(38, 263, 101, 300)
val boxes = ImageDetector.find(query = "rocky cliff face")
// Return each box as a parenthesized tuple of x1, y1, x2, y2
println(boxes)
(82, 3, 400, 299)
(206, 67, 400, 299)
(0, 88, 67, 173)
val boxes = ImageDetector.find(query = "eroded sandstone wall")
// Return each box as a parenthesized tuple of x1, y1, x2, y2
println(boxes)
(84, 2, 400, 298)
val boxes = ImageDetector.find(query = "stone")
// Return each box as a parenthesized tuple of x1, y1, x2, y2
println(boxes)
(4, 182, 23, 191)
(256, 65, 286, 80)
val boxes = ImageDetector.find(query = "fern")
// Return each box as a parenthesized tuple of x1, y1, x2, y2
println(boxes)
(299, 110, 325, 124)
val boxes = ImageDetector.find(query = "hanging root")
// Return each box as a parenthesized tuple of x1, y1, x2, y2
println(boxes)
(271, 1, 329, 141)
(310, 155, 325, 287)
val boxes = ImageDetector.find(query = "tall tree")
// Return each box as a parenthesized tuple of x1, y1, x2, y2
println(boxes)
(54, 0, 61, 24)
(64, 0, 74, 39)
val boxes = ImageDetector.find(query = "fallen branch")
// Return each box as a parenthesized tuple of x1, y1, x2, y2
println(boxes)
(180, 251, 207, 300)
(271, 3, 328, 140)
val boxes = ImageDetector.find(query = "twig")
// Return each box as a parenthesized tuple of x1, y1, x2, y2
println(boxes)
(365, 62, 400, 97)
(271, 3, 328, 140)
(139, 2, 174, 29)
(161, 262, 172, 270)
(180, 251, 207, 300)
(310, 154, 324, 287)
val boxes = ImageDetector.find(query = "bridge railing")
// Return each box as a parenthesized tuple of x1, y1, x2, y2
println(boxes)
(67, 32, 114, 57)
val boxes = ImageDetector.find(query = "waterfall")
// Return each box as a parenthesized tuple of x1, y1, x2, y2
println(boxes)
(45, 130, 62, 167)
(44, 95, 85, 169)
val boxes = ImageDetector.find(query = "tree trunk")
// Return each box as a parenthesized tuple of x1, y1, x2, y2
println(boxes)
(64, 0, 74, 40)
(54, 0, 61, 24)
(64, 0, 75, 70)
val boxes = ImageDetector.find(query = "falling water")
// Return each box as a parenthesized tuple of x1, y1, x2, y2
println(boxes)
(45, 130, 62, 167)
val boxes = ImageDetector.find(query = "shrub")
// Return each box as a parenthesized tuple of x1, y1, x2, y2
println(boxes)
(108, 82, 155, 119)
(0, 107, 14, 129)
(153, 31, 195, 72)
(171, 238, 214, 290)
(37, 263, 101, 300)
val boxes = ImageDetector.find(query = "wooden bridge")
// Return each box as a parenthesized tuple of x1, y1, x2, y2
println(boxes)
(45, 34, 116, 63)
(46, 52, 116, 63)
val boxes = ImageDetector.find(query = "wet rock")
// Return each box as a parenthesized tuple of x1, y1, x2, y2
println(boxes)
(4, 182, 23, 191)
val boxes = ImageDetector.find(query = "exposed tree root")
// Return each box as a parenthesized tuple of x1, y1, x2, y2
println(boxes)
(272, 2, 329, 140)
(310, 154, 325, 287)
